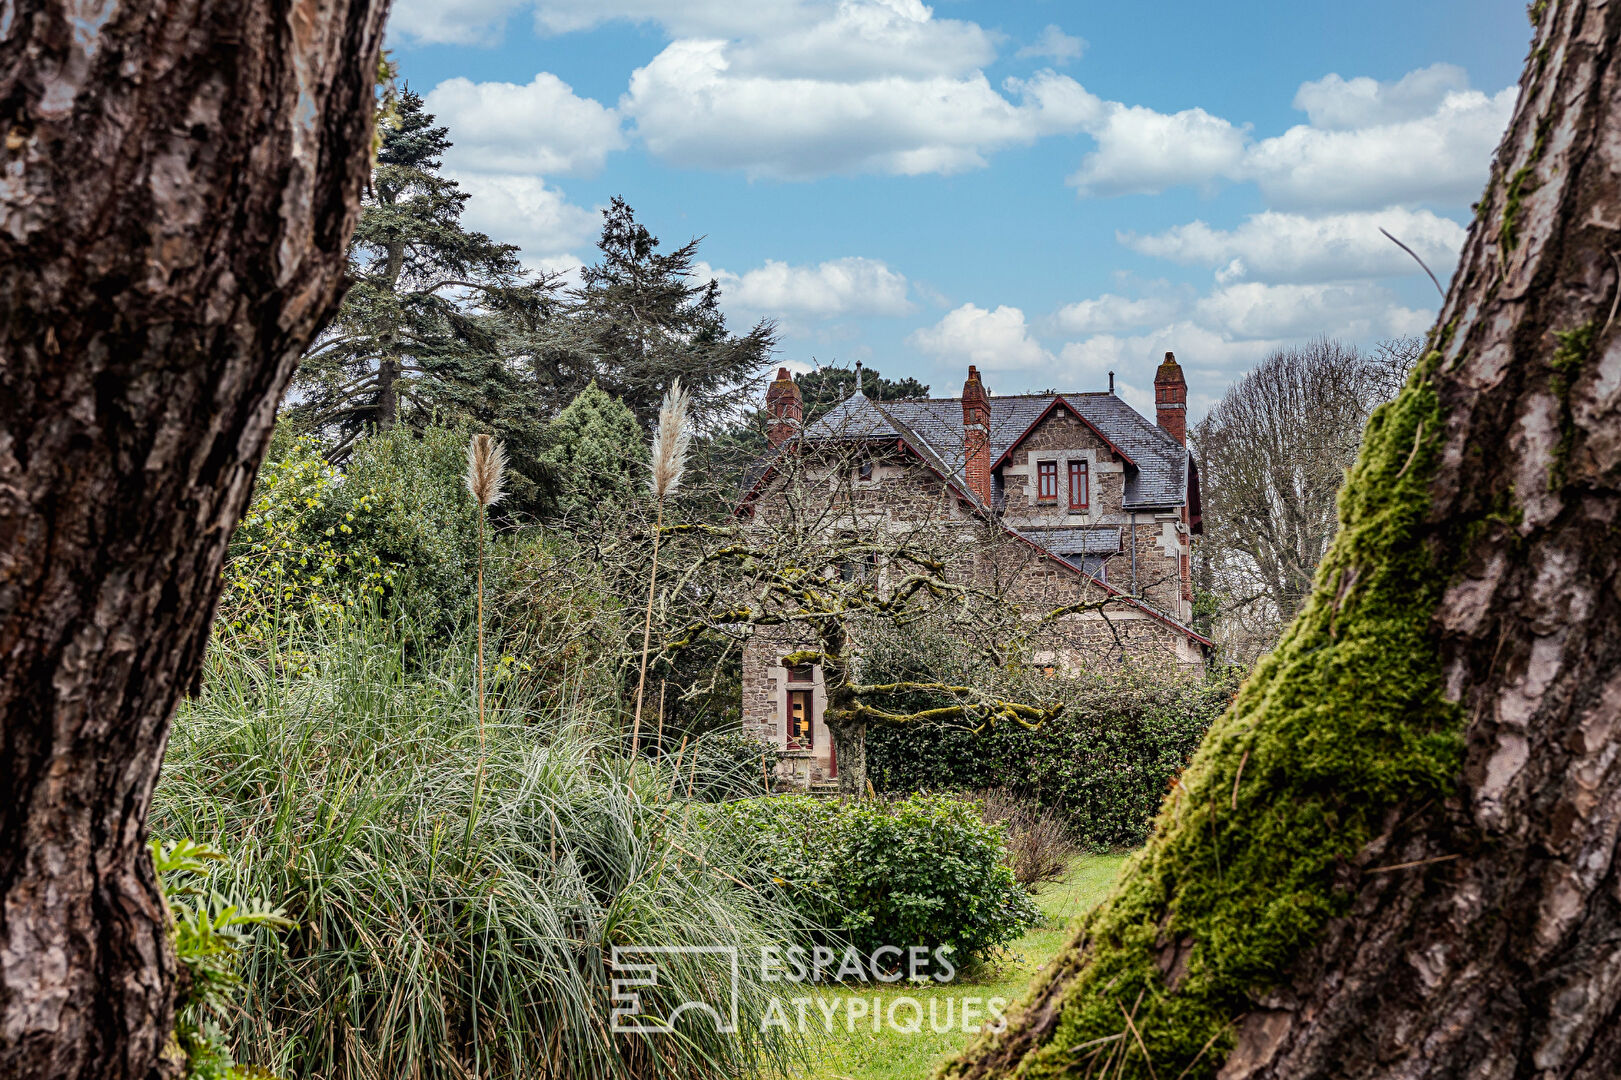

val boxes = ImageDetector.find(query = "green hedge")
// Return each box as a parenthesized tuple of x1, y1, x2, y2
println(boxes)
(709, 793, 1041, 970)
(866, 673, 1238, 849)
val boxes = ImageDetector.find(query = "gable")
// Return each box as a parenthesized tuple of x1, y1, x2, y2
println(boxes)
(995, 399, 1128, 468)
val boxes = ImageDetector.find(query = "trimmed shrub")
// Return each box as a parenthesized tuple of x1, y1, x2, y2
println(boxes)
(683, 731, 774, 801)
(866, 669, 1238, 849)
(710, 793, 1042, 969)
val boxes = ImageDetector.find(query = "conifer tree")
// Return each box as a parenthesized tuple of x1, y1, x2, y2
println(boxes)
(550, 197, 777, 433)
(288, 89, 558, 467)
(536, 381, 648, 518)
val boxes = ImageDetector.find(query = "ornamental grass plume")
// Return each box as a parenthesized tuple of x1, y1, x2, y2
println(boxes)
(632, 381, 690, 756)
(465, 433, 507, 742)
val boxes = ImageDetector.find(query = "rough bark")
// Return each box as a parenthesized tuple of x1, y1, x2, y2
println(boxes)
(0, 2, 389, 1078)
(949, 3, 1621, 1078)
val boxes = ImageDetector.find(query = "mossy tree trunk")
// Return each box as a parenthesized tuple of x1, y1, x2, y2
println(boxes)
(0, 3, 387, 1078)
(950, 4, 1621, 1078)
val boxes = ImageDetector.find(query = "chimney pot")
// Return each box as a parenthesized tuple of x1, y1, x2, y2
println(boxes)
(961, 366, 992, 504)
(765, 368, 803, 447)
(1154, 351, 1187, 445)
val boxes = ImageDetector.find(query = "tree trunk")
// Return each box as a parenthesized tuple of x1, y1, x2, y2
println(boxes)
(950, 4, 1621, 1078)
(830, 717, 868, 797)
(0, 3, 388, 1078)
(377, 357, 400, 429)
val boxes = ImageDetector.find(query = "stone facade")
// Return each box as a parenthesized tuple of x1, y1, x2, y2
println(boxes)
(738, 358, 1209, 787)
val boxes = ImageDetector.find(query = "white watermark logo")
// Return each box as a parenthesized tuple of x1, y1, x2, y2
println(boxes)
(607, 945, 1008, 1036)
(610, 945, 741, 1034)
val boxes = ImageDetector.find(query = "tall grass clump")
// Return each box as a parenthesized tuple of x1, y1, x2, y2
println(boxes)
(154, 613, 805, 1080)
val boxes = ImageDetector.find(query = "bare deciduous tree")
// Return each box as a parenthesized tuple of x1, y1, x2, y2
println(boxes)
(1192, 336, 1420, 662)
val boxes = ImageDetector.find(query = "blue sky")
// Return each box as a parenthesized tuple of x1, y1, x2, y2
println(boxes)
(385, 0, 1530, 417)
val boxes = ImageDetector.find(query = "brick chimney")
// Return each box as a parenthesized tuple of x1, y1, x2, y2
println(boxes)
(765, 367, 802, 447)
(1154, 351, 1187, 445)
(961, 365, 992, 504)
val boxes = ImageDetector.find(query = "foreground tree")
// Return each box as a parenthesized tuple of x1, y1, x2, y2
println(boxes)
(0, 4, 388, 1078)
(950, 4, 1621, 1078)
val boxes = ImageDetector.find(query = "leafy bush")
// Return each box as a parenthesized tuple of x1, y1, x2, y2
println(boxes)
(710, 793, 1041, 969)
(153, 612, 804, 1080)
(866, 667, 1238, 849)
(223, 425, 491, 652)
(153, 839, 293, 1080)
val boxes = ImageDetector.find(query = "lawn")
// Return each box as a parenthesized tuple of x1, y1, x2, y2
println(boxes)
(798, 854, 1127, 1080)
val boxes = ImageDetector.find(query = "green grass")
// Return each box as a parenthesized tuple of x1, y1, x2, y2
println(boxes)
(799, 855, 1126, 1080)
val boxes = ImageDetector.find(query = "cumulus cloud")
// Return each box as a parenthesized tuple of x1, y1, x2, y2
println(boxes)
(908, 303, 1052, 371)
(1068, 104, 1249, 196)
(1017, 25, 1086, 65)
(425, 75, 624, 176)
(388, 0, 526, 45)
(623, 44, 1100, 178)
(1244, 85, 1514, 209)
(703, 257, 913, 318)
(452, 173, 599, 261)
(1192, 281, 1431, 340)
(1066, 64, 1512, 210)
(1121, 208, 1467, 284)
(1293, 62, 1471, 130)
(1053, 293, 1182, 335)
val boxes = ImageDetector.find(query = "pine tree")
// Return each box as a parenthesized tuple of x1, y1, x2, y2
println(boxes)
(549, 197, 777, 433)
(536, 381, 647, 518)
(288, 89, 558, 468)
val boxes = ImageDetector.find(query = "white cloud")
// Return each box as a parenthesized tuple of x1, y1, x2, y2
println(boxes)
(425, 74, 624, 176)
(703, 257, 913, 318)
(1244, 86, 1515, 210)
(1293, 63, 1471, 130)
(1053, 293, 1181, 335)
(388, 0, 526, 45)
(1121, 208, 1467, 284)
(529, 0, 812, 38)
(1068, 104, 1248, 196)
(1192, 281, 1431, 340)
(452, 173, 598, 260)
(1017, 25, 1086, 65)
(1066, 64, 1512, 210)
(908, 303, 1051, 371)
(623, 43, 1100, 178)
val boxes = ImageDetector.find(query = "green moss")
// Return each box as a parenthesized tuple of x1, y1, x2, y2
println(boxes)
(948, 352, 1474, 1079)
(1549, 321, 1597, 489)
(1530, 0, 1548, 24)
(1500, 114, 1552, 253)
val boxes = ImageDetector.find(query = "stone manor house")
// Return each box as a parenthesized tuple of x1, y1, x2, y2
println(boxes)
(737, 354, 1212, 787)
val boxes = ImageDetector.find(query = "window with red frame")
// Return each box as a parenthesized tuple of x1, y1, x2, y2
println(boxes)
(1068, 460, 1089, 510)
(1036, 460, 1058, 500)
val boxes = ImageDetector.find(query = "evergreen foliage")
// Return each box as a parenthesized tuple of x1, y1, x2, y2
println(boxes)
(551, 197, 777, 433)
(286, 89, 559, 499)
(537, 380, 647, 518)
(798, 364, 930, 423)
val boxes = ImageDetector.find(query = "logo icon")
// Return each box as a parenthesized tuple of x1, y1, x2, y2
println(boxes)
(609, 945, 740, 1034)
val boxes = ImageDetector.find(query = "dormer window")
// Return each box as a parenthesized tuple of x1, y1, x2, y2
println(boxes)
(1037, 460, 1058, 501)
(1068, 461, 1089, 510)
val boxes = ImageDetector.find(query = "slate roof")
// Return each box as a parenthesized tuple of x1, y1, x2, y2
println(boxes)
(806, 389, 1190, 510)
(1018, 526, 1123, 556)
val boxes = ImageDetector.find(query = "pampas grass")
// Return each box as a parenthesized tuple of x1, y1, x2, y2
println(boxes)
(632, 381, 690, 756)
(152, 612, 807, 1080)
(465, 433, 507, 741)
